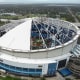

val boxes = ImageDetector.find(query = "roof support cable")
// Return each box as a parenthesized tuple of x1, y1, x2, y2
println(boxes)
(33, 21, 47, 49)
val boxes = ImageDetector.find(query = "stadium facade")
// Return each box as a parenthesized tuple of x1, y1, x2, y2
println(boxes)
(0, 17, 79, 76)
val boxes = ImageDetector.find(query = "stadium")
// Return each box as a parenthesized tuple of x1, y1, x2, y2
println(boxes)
(0, 17, 79, 77)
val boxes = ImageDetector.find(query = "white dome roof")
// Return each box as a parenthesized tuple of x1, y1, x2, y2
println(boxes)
(0, 18, 32, 51)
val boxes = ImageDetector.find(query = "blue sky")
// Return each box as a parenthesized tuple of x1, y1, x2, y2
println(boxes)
(0, 0, 80, 4)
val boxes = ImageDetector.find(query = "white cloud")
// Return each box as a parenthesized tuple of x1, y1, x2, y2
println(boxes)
(0, 0, 6, 2)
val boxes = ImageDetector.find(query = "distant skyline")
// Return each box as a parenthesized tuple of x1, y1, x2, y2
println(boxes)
(0, 0, 80, 4)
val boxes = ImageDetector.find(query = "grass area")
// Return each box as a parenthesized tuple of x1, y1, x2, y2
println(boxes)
(60, 14, 75, 22)
(0, 13, 76, 22)
(61, 18, 66, 21)
(0, 21, 5, 26)
(0, 15, 19, 20)
(76, 15, 80, 22)
(0, 76, 22, 80)
(0, 21, 10, 26)
(0, 14, 47, 20)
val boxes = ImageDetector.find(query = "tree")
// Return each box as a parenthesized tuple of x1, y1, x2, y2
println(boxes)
(40, 77, 46, 80)
(65, 78, 72, 80)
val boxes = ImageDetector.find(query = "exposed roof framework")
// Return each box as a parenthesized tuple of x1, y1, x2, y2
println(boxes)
(0, 18, 76, 51)
(31, 19, 76, 50)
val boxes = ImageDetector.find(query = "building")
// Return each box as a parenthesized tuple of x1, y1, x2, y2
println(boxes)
(0, 17, 79, 76)
(67, 56, 80, 76)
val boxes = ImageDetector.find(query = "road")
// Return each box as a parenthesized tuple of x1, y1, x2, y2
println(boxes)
(67, 7, 79, 23)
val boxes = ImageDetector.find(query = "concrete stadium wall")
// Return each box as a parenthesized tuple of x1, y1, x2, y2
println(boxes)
(0, 18, 79, 59)
(0, 38, 77, 59)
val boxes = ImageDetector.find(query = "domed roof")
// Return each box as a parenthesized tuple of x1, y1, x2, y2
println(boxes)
(0, 17, 76, 51)
(0, 18, 32, 51)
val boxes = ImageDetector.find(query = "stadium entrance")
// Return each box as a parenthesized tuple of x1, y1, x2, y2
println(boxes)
(58, 59, 67, 69)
